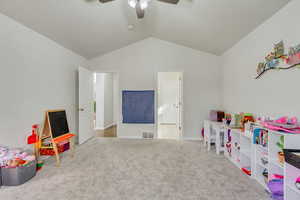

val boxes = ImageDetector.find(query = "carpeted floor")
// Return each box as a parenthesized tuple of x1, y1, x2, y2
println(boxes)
(0, 138, 269, 200)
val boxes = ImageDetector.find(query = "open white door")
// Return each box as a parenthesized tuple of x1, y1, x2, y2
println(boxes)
(157, 72, 183, 139)
(78, 66, 94, 145)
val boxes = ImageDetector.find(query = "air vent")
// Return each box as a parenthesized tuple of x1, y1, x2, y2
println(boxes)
(143, 132, 154, 139)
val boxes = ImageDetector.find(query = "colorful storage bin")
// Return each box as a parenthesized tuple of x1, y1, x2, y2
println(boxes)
(40, 142, 70, 156)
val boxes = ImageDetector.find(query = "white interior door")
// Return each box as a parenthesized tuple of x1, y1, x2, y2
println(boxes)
(157, 72, 183, 139)
(78, 66, 94, 144)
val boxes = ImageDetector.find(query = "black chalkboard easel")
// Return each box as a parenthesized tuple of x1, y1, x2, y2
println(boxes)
(40, 110, 75, 166)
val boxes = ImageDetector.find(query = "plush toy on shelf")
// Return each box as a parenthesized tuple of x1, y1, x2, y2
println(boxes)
(261, 116, 300, 134)
(241, 113, 255, 132)
(276, 136, 285, 164)
(296, 177, 300, 190)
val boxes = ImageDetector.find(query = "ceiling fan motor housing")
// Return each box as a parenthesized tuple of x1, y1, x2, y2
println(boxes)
(99, 0, 180, 4)
(157, 0, 180, 4)
(98, 0, 114, 3)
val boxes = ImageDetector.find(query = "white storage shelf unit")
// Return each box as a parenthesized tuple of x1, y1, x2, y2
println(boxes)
(222, 124, 300, 200)
(252, 127, 300, 199)
(285, 163, 300, 200)
(224, 127, 252, 171)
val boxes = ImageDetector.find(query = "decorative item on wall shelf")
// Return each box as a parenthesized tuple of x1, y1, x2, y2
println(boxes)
(255, 41, 300, 79)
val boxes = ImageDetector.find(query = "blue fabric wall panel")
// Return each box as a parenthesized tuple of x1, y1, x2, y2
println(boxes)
(122, 90, 155, 124)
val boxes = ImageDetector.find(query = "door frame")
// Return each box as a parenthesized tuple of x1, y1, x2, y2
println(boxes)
(156, 72, 184, 140)
(93, 69, 120, 137)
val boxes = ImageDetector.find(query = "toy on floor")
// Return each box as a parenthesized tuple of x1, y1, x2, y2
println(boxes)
(241, 167, 251, 176)
(0, 147, 36, 168)
(27, 124, 40, 158)
(1, 124, 37, 168)
(36, 160, 44, 171)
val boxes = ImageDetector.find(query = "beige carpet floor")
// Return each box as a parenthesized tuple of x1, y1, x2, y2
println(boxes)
(0, 138, 269, 200)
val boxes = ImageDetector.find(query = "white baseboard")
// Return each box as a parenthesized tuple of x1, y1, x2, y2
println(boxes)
(182, 137, 202, 141)
(117, 136, 202, 141)
(117, 136, 143, 139)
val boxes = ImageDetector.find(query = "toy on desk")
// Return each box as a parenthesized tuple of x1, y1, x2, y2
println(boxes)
(229, 113, 243, 129)
(261, 116, 300, 134)
(209, 110, 225, 122)
(241, 113, 255, 132)
(224, 113, 232, 126)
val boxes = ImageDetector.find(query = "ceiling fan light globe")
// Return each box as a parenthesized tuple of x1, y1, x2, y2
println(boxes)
(128, 0, 137, 8)
(140, 1, 148, 10)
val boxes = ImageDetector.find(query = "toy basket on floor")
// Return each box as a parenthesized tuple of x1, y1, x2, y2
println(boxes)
(40, 141, 70, 156)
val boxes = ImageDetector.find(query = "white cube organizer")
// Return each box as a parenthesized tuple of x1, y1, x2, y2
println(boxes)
(205, 120, 300, 200)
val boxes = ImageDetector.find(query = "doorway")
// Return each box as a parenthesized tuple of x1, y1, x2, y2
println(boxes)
(94, 72, 119, 137)
(157, 72, 183, 139)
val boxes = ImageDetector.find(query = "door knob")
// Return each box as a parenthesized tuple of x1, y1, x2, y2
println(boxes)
(79, 108, 84, 111)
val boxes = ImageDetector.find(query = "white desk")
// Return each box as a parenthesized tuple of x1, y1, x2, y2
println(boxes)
(204, 120, 225, 154)
(211, 121, 225, 154)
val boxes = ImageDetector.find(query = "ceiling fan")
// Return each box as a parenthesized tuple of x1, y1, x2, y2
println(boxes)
(98, 0, 180, 19)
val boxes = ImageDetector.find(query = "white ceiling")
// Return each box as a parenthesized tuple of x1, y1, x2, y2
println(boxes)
(0, 0, 291, 59)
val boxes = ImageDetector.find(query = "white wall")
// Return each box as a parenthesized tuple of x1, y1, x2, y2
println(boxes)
(95, 73, 114, 129)
(222, 0, 300, 118)
(88, 38, 221, 139)
(0, 13, 86, 148)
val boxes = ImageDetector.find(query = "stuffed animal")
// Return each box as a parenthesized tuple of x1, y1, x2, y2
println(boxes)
(296, 177, 300, 190)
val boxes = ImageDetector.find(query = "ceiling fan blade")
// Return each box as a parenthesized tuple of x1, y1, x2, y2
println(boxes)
(157, 0, 180, 4)
(136, 3, 145, 19)
(98, 0, 115, 3)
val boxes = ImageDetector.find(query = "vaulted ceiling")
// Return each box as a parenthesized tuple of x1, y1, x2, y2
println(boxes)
(0, 0, 290, 59)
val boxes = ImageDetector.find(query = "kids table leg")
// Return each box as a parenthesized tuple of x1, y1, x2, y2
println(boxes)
(215, 126, 221, 155)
